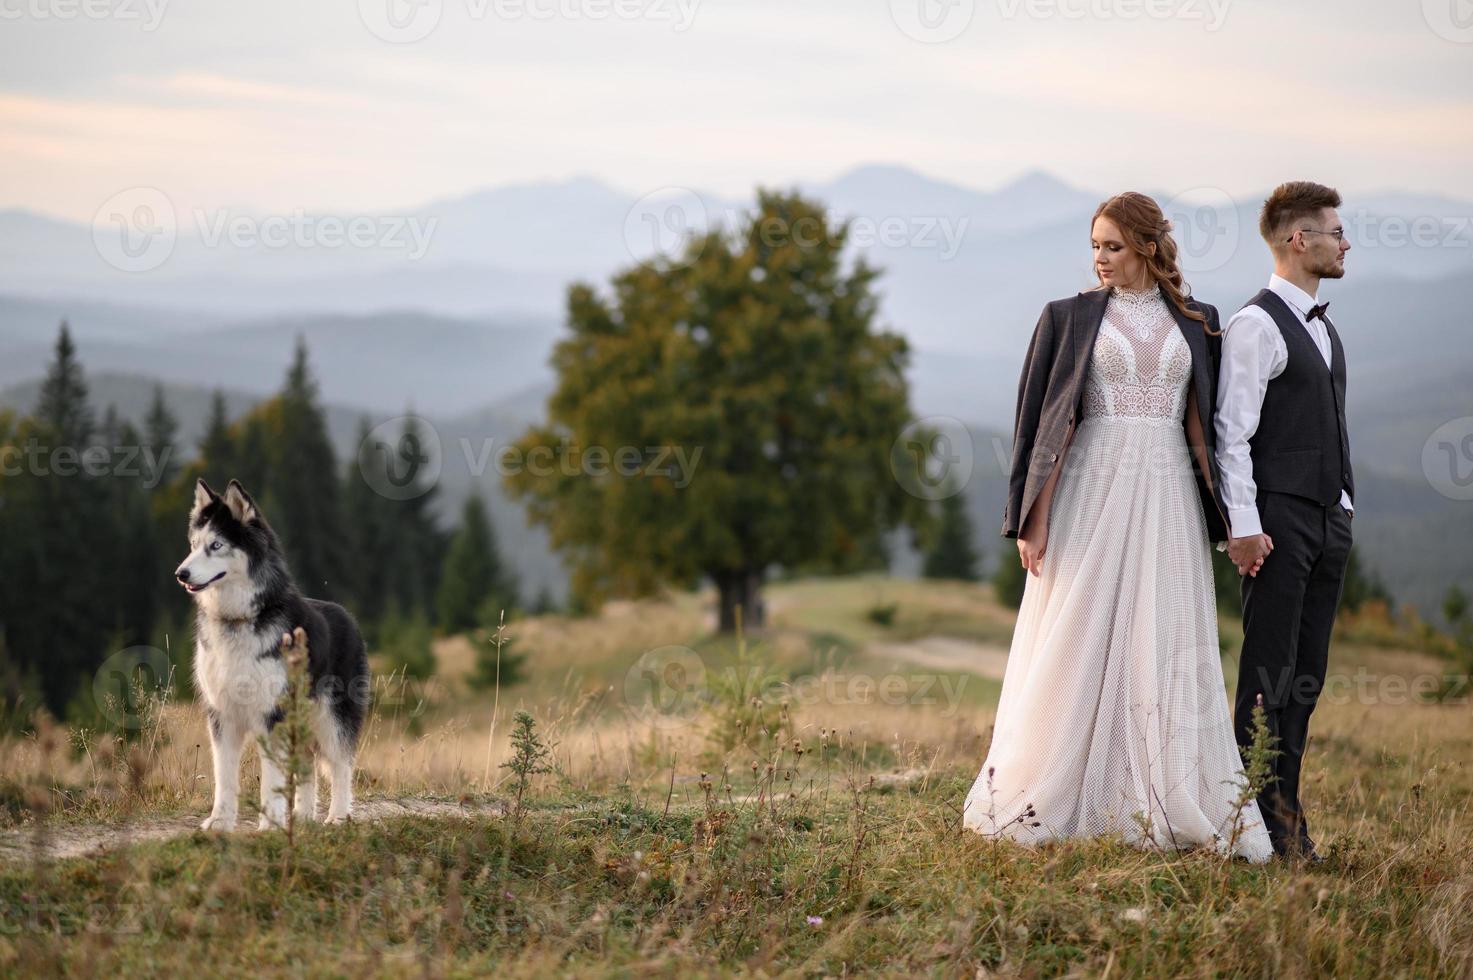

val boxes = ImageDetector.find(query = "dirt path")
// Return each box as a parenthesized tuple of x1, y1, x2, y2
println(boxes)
(866, 635, 1011, 680)
(0, 770, 935, 864)
(0, 797, 506, 864)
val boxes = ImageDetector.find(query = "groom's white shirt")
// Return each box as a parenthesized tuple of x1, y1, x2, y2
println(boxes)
(1214, 274, 1355, 540)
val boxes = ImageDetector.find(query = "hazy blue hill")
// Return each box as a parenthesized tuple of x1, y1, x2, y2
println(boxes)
(0, 309, 563, 417)
(6, 166, 1466, 329)
(0, 294, 225, 347)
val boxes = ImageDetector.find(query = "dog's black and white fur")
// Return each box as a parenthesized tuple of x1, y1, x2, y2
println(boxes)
(176, 478, 369, 830)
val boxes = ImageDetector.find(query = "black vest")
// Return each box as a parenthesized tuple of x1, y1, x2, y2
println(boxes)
(1244, 288, 1354, 505)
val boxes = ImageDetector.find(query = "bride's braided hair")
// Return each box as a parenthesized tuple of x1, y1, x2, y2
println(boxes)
(1093, 192, 1220, 336)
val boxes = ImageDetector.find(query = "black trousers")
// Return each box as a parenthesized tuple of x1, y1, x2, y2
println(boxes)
(1233, 490, 1353, 854)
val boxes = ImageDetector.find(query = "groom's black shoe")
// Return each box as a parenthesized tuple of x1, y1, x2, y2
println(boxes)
(1273, 834, 1323, 864)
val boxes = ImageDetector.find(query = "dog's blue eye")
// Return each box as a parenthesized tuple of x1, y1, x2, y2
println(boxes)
(209, 541, 222, 552)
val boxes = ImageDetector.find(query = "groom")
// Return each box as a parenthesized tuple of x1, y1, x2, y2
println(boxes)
(1214, 181, 1355, 861)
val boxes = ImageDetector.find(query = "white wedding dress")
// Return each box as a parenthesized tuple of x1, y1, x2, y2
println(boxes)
(963, 284, 1273, 863)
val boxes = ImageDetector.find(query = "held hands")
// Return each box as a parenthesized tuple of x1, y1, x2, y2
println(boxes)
(1227, 533, 1273, 577)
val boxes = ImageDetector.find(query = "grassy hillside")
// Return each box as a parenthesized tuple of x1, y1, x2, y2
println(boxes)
(0, 576, 1470, 976)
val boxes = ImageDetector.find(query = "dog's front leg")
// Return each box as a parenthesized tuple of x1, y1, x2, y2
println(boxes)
(258, 747, 289, 830)
(324, 743, 355, 824)
(201, 710, 243, 831)
(294, 759, 319, 822)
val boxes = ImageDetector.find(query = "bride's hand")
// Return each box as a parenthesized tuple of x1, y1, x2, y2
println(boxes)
(1017, 523, 1047, 577)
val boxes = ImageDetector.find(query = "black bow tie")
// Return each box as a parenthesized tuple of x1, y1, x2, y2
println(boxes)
(1306, 302, 1330, 323)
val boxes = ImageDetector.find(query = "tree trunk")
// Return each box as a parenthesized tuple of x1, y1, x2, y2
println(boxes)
(715, 568, 765, 634)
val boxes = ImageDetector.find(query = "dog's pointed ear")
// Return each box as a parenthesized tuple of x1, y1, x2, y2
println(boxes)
(223, 479, 259, 525)
(191, 478, 218, 522)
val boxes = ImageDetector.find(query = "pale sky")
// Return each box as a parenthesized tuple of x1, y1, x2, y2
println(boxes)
(2, 0, 1471, 222)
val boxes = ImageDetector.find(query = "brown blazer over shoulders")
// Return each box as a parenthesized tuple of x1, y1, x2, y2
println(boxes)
(1000, 287, 1231, 545)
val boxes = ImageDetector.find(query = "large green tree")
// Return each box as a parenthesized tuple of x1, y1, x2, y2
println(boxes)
(505, 189, 933, 632)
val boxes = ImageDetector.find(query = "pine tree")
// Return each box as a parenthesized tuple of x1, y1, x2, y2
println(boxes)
(107, 417, 160, 646)
(142, 384, 180, 488)
(341, 412, 452, 634)
(35, 322, 93, 447)
(923, 483, 981, 581)
(2, 328, 118, 713)
(198, 389, 235, 482)
(341, 417, 391, 635)
(436, 494, 514, 634)
(529, 585, 558, 615)
(268, 337, 345, 599)
(378, 413, 450, 623)
(377, 603, 436, 680)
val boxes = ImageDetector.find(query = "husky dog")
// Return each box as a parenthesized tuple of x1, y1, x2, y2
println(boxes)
(176, 478, 369, 830)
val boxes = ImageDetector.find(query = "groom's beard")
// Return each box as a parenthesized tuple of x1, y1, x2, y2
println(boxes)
(1311, 257, 1345, 279)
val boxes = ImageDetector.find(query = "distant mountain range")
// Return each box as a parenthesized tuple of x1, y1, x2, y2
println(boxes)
(3, 165, 1469, 348)
(2, 164, 1469, 615)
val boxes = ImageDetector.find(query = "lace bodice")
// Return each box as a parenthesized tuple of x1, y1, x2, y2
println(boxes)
(1081, 284, 1192, 423)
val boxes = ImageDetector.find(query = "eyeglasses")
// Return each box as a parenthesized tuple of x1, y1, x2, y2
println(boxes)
(1287, 228, 1345, 243)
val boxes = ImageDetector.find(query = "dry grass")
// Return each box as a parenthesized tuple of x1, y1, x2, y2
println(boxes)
(0, 575, 1470, 976)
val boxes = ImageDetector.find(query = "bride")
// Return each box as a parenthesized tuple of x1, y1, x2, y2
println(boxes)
(963, 192, 1273, 862)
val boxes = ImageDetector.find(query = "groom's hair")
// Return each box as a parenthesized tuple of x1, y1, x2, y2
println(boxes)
(1260, 181, 1342, 248)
